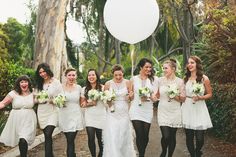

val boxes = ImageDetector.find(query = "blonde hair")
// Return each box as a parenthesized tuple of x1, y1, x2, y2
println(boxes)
(163, 59, 177, 71)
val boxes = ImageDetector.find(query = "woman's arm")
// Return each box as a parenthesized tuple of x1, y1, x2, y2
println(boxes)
(126, 80, 134, 101)
(198, 75, 212, 100)
(0, 95, 13, 109)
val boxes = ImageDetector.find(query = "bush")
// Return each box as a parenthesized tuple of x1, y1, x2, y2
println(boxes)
(207, 83, 236, 143)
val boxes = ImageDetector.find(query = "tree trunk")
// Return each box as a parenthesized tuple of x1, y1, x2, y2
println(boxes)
(97, 14, 105, 75)
(34, 0, 69, 80)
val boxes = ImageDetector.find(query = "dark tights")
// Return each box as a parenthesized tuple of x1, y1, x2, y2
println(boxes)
(160, 126, 177, 157)
(19, 138, 28, 157)
(64, 131, 77, 157)
(185, 129, 204, 157)
(86, 127, 103, 157)
(43, 125, 55, 157)
(132, 120, 151, 157)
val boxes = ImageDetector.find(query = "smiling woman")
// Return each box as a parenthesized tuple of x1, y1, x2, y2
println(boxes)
(0, 75, 37, 157)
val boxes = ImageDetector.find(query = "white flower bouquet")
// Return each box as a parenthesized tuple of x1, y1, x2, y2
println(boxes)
(166, 84, 179, 102)
(53, 94, 67, 108)
(192, 82, 204, 104)
(36, 90, 49, 104)
(88, 89, 100, 101)
(100, 90, 116, 112)
(138, 87, 151, 106)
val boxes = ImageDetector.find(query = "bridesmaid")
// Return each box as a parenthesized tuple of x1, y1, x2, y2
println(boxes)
(129, 58, 158, 157)
(58, 68, 84, 157)
(35, 63, 63, 157)
(182, 56, 213, 157)
(157, 59, 185, 157)
(80, 69, 106, 157)
(0, 75, 37, 157)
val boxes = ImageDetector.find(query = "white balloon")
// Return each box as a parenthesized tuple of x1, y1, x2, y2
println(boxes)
(104, 0, 159, 44)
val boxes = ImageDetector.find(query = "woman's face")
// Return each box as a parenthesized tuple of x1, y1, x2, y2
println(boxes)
(113, 70, 123, 83)
(20, 80, 29, 92)
(163, 63, 174, 77)
(39, 68, 49, 80)
(88, 71, 97, 84)
(66, 71, 77, 85)
(140, 62, 152, 76)
(187, 58, 197, 72)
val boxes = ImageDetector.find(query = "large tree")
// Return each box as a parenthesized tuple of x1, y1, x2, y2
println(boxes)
(34, 0, 69, 79)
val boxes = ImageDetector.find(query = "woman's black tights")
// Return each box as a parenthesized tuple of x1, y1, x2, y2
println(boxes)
(160, 126, 177, 157)
(132, 120, 151, 157)
(43, 125, 55, 157)
(64, 131, 77, 157)
(19, 138, 28, 157)
(86, 127, 103, 157)
(185, 129, 204, 157)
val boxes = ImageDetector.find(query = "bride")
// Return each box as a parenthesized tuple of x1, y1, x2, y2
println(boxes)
(102, 64, 136, 157)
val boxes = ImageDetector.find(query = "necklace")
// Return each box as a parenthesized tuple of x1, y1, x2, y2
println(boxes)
(44, 79, 52, 91)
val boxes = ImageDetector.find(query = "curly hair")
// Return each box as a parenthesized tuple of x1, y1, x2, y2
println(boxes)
(14, 75, 33, 95)
(35, 63, 54, 90)
(184, 56, 204, 83)
(84, 69, 102, 99)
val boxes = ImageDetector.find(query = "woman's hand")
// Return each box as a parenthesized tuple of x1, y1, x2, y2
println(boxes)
(87, 100, 97, 106)
(107, 101, 113, 107)
(127, 91, 134, 101)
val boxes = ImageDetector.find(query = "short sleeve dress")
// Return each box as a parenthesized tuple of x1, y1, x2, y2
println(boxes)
(37, 78, 63, 129)
(58, 85, 84, 132)
(0, 91, 37, 147)
(157, 77, 185, 128)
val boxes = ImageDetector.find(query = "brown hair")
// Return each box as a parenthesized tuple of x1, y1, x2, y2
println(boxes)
(14, 75, 33, 95)
(64, 68, 77, 76)
(111, 64, 124, 74)
(184, 55, 204, 83)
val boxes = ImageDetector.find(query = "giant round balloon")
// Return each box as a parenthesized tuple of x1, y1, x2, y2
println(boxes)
(104, 0, 160, 44)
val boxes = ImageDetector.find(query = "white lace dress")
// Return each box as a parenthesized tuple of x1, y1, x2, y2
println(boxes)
(81, 87, 106, 129)
(158, 77, 185, 128)
(182, 80, 213, 130)
(103, 80, 136, 157)
(58, 85, 84, 132)
(37, 78, 63, 129)
(0, 91, 37, 147)
(129, 75, 158, 123)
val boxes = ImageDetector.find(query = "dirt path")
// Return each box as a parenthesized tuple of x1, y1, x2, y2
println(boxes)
(26, 109, 236, 157)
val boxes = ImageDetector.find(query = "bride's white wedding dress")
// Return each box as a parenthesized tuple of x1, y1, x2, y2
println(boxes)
(103, 79, 136, 157)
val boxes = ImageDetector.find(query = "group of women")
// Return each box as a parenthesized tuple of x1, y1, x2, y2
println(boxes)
(0, 55, 213, 157)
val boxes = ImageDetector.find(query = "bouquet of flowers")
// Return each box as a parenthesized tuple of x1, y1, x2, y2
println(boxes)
(36, 90, 49, 104)
(88, 89, 100, 101)
(100, 90, 116, 112)
(53, 94, 67, 108)
(138, 87, 151, 106)
(192, 82, 204, 104)
(166, 84, 179, 102)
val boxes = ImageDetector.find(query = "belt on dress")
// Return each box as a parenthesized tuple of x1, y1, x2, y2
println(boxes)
(13, 107, 32, 110)
(186, 96, 193, 98)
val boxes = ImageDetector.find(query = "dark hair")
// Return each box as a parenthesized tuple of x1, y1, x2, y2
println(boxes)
(64, 68, 76, 76)
(136, 58, 154, 82)
(14, 75, 33, 95)
(35, 63, 54, 90)
(111, 64, 124, 74)
(184, 56, 204, 83)
(84, 69, 102, 99)
(163, 58, 177, 71)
